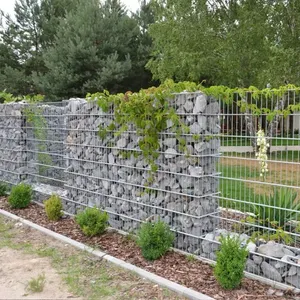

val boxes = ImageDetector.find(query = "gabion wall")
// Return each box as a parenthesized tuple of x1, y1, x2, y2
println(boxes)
(0, 92, 220, 253)
(64, 93, 220, 252)
(0, 103, 27, 185)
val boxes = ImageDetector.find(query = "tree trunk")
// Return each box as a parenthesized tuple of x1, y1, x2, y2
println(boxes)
(266, 93, 287, 150)
(241, 98, 257, 151)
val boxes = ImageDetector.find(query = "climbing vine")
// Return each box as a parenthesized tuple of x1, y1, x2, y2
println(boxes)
(87, 80, 194, 175)
(87, 80, 300, 175)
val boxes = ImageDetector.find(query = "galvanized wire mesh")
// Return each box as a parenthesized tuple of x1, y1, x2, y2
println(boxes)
(215, 90, 300, 288)
(1, 90, 300, 289)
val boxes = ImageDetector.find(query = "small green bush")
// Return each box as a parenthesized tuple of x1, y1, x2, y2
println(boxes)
(0, 182, 8, 196)
(44, 194, 63, 221)
(214, 235, 248, 290)
(75, 207, 108, 236)
(137, 220, 174, 261)
(8, 183, 32, 209)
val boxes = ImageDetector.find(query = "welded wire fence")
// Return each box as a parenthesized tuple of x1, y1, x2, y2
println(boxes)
(215, 90, 300, 288)
(1, 90, 300, 289)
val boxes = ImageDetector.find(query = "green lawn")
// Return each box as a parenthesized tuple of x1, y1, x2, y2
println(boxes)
(218, 164, 258, 211)
(218, 154, 299, 211)
(221, 135, 300, 147)
(223, 151, 300, 162)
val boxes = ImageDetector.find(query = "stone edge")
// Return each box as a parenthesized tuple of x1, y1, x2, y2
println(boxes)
(0, 209, 214, 300)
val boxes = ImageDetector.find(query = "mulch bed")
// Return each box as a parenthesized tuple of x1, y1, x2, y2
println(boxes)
(0, 197, 297, 300)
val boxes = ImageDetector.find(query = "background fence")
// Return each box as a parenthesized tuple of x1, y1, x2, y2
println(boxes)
(213, 90, 300, 289)
(1, 90, 300, 290)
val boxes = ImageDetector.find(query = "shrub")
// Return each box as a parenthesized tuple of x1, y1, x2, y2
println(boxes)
(251, 188, 299, 228)
(0, 182, 8, 196)
(44, 194, 63, 221)
(8, 183, 32, 209)
(75, 207, 108, 236)
(214, 235, 248, 290)
(137, 220, 174, 260)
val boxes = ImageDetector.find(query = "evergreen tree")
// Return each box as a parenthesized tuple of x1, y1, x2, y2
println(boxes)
(120, 0, 158, 92)
(37, 0, 140, 99)
(0, 0, 78, 95)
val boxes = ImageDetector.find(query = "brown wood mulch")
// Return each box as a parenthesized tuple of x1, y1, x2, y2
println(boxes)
(0, 197, 298, 300)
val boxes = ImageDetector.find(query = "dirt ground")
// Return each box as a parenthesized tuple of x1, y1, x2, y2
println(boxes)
(0, 217, 185, 300)
(1, 199, 298, 300)
(0, 247, 78, 299)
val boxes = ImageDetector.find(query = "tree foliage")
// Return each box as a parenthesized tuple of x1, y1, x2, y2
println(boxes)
(148, 0, 300, 88)
(0, 0, 155, 99)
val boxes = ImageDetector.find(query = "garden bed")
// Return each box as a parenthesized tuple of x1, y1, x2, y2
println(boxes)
(0, 197, 297, 300)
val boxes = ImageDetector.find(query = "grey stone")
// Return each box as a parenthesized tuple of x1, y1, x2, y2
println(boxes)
(188, 166, 203, 177)
(246, 259, 261, 275)
(205, 102, 219, 115)
(258, 242, 286, 258)
(194, 142, 207, 153)
(179, 216, 193, 228)
(197, 116, 207, 131)
(246, 241, 256, 252)
(178, 176, 193, 189)
(189, 123, 202, 134)
(186, 116, 195, 125)
(177, 159, 189, 170)
(188, 201, 204, 216)
(102, 180, 110, 190)
(117, 138, 127, 148)
(253, 255, 263, 265)
(261, 262, 282, 282)
(108, 153, 115, 164)
(288, 266, 298, 276)
(285, 274, 300, 288)
(163, 138, 177, 148)
(167, 201, 183, 212)
(164, 148, 178, 159)
(283, 247, 295, 257)
(166, 119, 173, 128)
(184, 101, 194, 112)
(193, 94, 206, 114)
(208, 252, 217, 261)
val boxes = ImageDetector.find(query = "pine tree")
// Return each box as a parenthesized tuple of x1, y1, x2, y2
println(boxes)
(37, 0, 140, 99)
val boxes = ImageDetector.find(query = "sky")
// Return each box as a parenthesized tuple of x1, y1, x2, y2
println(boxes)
(0, 0, 141, 16)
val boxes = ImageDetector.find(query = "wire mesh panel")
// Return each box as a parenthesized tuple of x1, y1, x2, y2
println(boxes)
(0, 103, 27, 186)
(24, 102, 66, 188)
(213, 90, 300, 289)
(2, 89, 300, 289)
(64, 93, 220, 253)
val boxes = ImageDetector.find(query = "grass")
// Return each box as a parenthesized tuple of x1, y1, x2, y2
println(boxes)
(221, 135, 300, 147)
(218, 160, 300, 211)
(223, 150, 300, 162)
(0, 216, 184, 300)
(218, 164, 258, 211)
(27, 273, 46, 293)
(186, 254, 196, 262)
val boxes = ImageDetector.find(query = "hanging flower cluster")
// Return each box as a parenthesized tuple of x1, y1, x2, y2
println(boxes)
(255, 129, 269, 177)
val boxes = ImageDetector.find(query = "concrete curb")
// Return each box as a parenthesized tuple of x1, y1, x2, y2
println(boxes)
(0, 209, 214, 300)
